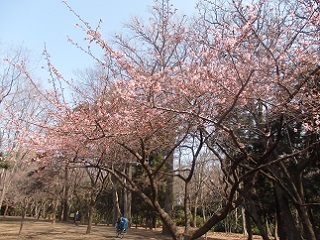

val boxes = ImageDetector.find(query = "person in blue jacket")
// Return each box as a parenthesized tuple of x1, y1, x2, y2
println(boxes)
(116, 215, 128, 232)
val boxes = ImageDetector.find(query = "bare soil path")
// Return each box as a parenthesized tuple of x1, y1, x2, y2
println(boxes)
(0, 216, 265, 240)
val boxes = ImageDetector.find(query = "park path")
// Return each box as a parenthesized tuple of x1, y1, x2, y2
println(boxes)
(0, 217, 171, 240)
(0, 216, 266, 240)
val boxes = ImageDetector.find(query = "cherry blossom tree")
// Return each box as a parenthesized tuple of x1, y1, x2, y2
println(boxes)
(158, 0, 319, 239)
(55, 1, 195, 238)
(0, 46, 45, 213)
(17, 0, 319, 239)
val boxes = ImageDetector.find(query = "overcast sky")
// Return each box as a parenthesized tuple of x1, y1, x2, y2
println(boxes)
(1, 0, 198, 82)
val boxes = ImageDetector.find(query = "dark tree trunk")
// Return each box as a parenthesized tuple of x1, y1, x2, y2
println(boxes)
(184, 182, 191, 234)
(296, 205, 317, 240)
(124, 164, 132, 223)
(245, 209, 253, 240)
(294, 172, 317, 240)
(154, 200, 182, 240)
(275, 185, 302, 240)
(62, 164, 69, 222)
(245, 204, 270, 240)
(162, 150, 174, 235)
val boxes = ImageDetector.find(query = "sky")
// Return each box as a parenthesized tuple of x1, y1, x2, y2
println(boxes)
(1, 0, 198, 83)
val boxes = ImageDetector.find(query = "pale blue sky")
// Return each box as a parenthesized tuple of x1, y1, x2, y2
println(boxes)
(1, 0, 198, 82)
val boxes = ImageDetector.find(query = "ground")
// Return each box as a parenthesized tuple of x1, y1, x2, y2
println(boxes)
(0, 216, 266, 240)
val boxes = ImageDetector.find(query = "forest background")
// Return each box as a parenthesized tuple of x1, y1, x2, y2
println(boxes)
(0, 0, 319, 240)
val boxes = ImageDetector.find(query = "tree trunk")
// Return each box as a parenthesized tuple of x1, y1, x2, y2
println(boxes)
(123, 186, 128, 216)
(58, 199, 63, 221)
(192, 195, 198, 227)
(245, 209, 253, 240)
(162, 150, 174, 235)
(0, 183, 7, 214)
(275, 185, 302, 240)
(19, 210, 26, 235)
(3, 202, 9, 217)
(244, 202, 269, 240)
(274, 214, 279, 240)
(35, 204, 39, 219)
(0, 168, 12, 212)
(62, 163, 70, 222)
(124, 164, 132, 223)
(154, 200, 182, 240)
(52, 197, 58, 225)
(86, 203, 94, 234)
(201, 193, 206, 224)
(19, 199, 28, 234)
(294, 172, 317, 240)
(112, 188, 121, 224)
(41, 201, 47, 219)
(296, 205, 317, 240)
(241, 207, 248, 235)
(184, 182, 191, 234)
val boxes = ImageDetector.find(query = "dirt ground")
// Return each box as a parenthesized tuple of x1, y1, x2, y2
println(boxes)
(0, 216, 265, 240)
